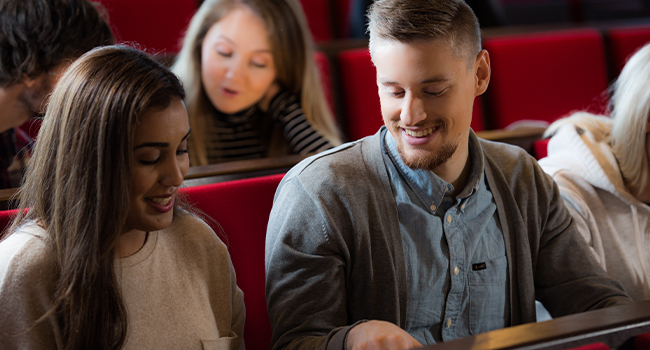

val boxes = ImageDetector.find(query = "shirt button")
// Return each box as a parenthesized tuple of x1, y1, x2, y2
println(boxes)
(454, 266, 459, 275)
(447, 215, 452, 223)
(446, 318, 452, 327)
(430, 204, 437, 211)
(461, 203, 466, 210)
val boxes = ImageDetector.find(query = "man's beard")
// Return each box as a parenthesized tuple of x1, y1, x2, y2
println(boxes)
(397, 138, 458, 172)
(389, 119, 459, 171)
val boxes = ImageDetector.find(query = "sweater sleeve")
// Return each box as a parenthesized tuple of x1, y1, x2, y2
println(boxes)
(265, 176, 353, 350)
(552, 172, 606, 269)
(230, 258, 246, 350)
(530, 161, 631, 316)
(0, 232, 61, 349)
(268, 91, 334, 155)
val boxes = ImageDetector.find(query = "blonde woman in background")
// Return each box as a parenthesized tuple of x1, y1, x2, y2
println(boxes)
(173, 0, 341, 165)
(0, 46, 244, 349)
(539, 42, 650, 301)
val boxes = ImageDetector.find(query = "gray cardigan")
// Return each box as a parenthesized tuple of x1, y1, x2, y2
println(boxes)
(265, 128, 630, 350)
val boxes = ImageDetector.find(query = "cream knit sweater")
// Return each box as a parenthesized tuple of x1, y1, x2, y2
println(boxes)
(0, 212, 245, 349)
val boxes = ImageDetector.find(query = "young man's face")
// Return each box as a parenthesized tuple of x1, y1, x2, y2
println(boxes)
(372, 38, 488, 171)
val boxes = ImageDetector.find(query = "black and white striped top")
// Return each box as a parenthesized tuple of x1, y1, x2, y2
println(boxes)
(205, 92, 333, 164)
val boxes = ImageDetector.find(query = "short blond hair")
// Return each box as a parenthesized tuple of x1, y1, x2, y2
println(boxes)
(368, 0, 481, 64)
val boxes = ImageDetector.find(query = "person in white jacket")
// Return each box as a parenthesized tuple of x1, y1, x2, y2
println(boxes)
(539, 42, 650, 301)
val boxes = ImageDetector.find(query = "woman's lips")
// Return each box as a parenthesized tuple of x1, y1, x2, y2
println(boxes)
(146, 195, 174, 213)
(222, 87, 239, 97)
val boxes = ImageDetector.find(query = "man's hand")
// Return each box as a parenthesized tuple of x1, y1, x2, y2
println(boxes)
(346, 320, 423, 350)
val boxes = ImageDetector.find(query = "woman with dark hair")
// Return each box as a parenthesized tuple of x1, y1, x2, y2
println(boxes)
(0, 45, 244, 349)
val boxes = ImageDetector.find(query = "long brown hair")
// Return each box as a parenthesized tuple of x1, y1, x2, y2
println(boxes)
(8, 45, 185, 349)
(172, 0, 341, 165)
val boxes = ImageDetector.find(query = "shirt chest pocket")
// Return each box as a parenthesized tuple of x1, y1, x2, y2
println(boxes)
(468, 255, 508, 335)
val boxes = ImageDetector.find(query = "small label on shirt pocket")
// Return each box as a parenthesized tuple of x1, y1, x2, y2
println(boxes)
(468, 255, 508, 335)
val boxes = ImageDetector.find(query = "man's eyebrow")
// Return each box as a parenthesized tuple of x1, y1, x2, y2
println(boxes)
(134, 128, 192, 150)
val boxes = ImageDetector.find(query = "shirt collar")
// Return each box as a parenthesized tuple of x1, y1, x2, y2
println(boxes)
(382, 128, 484, 208)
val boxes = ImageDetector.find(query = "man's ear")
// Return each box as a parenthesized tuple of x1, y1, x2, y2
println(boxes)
(474, 49, 490, 97)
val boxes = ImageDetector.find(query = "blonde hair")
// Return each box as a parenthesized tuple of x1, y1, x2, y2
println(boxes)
(545, 42, 650, 198)
(367, 0, 481, 65)
(172, 0, 341, 165)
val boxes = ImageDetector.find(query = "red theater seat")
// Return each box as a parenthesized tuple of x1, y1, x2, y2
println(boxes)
(607, 26, 650, 73)
(567, 342, 609, 350)
(95, 0, 196, 53)
(337, 48, 484, 141)
(534, 138, 550, 159)
(483, 29, 608, 130)
(298, 0, 333, 43)
(634, 332, 650, 349)
(179, 173, 285, 350)
(0, 208, 19, 235)
(314, 51, 334, 111)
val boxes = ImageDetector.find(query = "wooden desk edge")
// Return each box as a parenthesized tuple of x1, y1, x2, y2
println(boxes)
(424, 300, 650, 350)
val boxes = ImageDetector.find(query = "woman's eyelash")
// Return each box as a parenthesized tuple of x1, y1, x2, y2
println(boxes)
(139, 159, 160, 166)
(177, 149, 189, 156)
(217, 50, 232, 57)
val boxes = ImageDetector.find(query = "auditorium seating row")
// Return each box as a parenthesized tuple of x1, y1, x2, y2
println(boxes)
(93, 0, 351, 51)
(324, 25, 650, 146)
(3, 173, 650, 349)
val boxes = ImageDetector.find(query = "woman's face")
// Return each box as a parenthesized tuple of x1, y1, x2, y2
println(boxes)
(124, 97, 191, 235)
(201, 6, 277, 114)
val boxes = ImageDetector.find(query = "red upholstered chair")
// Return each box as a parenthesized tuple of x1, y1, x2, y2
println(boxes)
(337, 48, 484, 141)
(298, 0, 333, 43)
(634, 332, 650, 349)
(179, 173, 285, 350)
(314, 51, 334, 111)
(19, 119, 42, 141)
(534, 138, 550, 160)
(607, 26, 650, 73)
(483, 29, 608, 130)
(95, 0, 196, 53)
(0, 208, 19, 235)
(567, 342, 609, 350)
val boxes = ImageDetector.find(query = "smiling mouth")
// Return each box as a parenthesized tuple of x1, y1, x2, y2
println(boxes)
(404, 127, 437, 138)
(149, 197, 172, 205)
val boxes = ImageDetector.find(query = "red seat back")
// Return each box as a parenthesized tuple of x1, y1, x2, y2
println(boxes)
(179, 173, 284, 350)
(314, 51, 334, 111)
(567, 342, 610, 350)
(483, 29, 608, 129)
(298, 0, 333, 43)
(95, 0, 197, 53)
(337, 48, 484, 141)
(607, 26, 650, 73)
(534, 138, 550, 160)
(634, 331, 650, 349)
(0, 208, 19, 235)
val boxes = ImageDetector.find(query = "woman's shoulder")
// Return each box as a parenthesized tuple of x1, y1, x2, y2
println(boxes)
(167, 210, 228, 255)
(0, 223, 56, 294)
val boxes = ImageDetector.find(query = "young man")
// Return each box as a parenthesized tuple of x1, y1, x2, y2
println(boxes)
(0, 0, 114, 188)
(265, 0, 631, 349)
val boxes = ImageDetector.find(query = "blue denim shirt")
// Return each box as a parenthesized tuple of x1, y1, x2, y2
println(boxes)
(381, 131, 509, 345)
